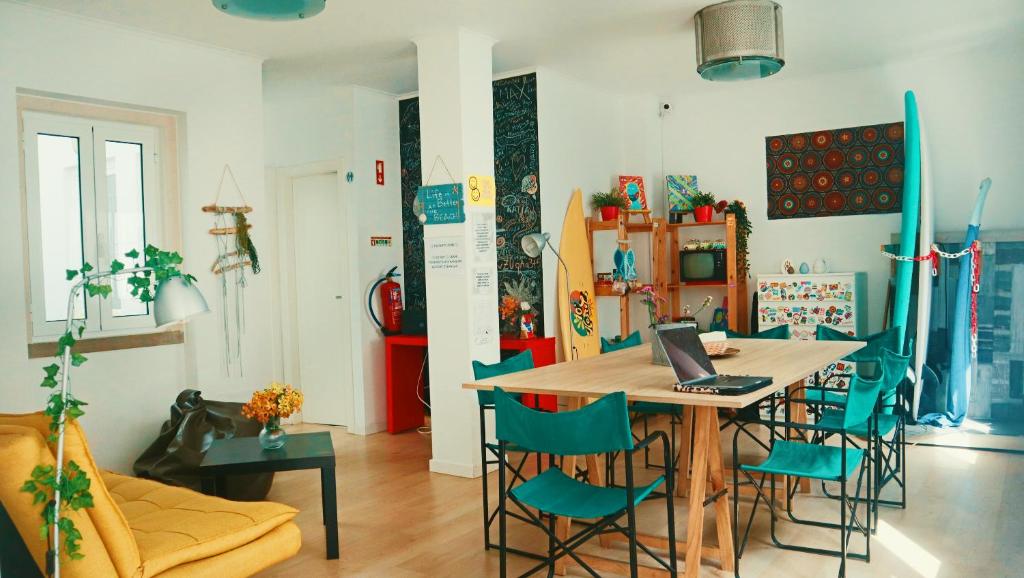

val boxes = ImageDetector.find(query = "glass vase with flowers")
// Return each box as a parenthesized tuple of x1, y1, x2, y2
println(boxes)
(242, 382, 304, 450)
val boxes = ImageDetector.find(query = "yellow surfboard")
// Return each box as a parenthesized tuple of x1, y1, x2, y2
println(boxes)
(557, 189, 600, 360)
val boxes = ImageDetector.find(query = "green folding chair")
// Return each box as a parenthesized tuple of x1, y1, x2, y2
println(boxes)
(473, 350, 544, 560)
(600, 331, 683, 488)
(731, 374, 882, 578)
(494, 388, 677, 578)
(723, 325, 792, 427)
(815, 347, 912, 524)
(601, 330, 643, 353)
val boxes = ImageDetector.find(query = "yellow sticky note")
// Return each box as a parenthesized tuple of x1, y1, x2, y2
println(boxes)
(466, 175, 495, 207)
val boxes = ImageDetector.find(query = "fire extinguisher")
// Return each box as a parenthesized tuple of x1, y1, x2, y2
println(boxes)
(369, 266, 403, 335)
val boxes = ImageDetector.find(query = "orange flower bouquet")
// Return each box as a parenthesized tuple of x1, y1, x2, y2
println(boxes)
(243, 382, 303, 449)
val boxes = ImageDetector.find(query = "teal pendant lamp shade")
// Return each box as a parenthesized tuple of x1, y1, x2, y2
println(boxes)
(154, 277, 210, 327)
(695, 0, 784, 81)
(213, 0, 326, 20)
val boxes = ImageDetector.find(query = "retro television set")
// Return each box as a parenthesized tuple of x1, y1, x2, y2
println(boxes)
(679, 248, 727, 282)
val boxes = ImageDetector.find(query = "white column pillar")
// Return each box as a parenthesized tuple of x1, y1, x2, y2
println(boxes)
(415, 29, 499, 477)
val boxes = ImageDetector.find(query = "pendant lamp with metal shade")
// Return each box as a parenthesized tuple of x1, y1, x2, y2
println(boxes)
(695, 0, 784, 81)
(213, 0, 326, 20)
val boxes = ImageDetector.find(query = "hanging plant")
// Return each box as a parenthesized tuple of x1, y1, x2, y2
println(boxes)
(22, 245, 193, 564)
(725, 200, 752, 277)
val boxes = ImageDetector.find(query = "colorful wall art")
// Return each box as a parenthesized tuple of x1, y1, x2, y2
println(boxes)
(618, 175, 648, 211)
(494, 73, 544, 336)
(765, 122, 905, 220)
(398, 73, 544, 333)
(399, 97, 426, 311)
(666, 175, 699, 213)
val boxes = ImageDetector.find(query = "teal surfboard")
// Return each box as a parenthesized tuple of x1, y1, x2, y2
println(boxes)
(893, 91, 921, 351)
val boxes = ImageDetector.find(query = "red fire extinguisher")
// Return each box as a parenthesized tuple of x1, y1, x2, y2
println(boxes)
(370, 266, 403, 335)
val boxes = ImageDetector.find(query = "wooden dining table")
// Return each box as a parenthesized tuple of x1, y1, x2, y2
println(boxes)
(463, 337, 864, 578)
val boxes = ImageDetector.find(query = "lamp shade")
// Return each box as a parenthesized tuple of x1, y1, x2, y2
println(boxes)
(154, 277, 210, 327)
(695, 0, 784, 81)
(212, 0, 326, 20)
(521, 233, 551, 259)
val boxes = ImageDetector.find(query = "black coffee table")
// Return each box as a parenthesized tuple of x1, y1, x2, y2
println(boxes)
(199, 431, 338, 559)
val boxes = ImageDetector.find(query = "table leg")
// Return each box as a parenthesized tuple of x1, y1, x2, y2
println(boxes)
(706, 413, 734, 573)
(214, 475, 226, 498)
(676, 405, 693, 498)
(553, 396, 607, 574)
(321, 466, 339, 559)
(200, 476, 215, 496)
(685, 407, 712, 578)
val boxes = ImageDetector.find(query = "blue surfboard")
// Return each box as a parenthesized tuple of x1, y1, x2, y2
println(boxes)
(919, 178, 991, 426)
(893, 91, 922, 351)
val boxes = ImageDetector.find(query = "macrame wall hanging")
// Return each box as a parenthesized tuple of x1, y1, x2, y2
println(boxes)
(204, 164, 261, 376)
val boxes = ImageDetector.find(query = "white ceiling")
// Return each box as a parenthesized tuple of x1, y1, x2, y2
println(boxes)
(14, 0, 1024, 95)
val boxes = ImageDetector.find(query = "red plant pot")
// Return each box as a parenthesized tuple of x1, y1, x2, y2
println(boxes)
(600, 206, 620, 221)
(693, 205, 713, 222)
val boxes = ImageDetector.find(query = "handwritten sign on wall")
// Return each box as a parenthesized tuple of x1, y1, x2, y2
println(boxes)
(418, 183, 465, 225)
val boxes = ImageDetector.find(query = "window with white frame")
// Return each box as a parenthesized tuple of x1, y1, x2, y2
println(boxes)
(22, 110, 163, 340)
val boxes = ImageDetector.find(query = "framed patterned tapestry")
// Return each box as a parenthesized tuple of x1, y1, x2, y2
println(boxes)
(765, 122, 904, 220)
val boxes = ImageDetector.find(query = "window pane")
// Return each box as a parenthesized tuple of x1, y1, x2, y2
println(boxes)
(37, 134, 85, 322)
(105, 140, 148, 317)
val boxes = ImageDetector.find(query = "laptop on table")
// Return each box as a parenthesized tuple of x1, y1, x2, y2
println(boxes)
(656, 326, 772, 395)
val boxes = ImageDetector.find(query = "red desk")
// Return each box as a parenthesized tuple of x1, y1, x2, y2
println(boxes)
(385, 335, 558, 433)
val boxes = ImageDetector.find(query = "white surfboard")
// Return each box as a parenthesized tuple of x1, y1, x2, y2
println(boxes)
(912, 115, 934, 418)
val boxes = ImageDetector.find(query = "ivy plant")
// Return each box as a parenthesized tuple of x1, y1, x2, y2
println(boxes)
(22, 245, 194, 564)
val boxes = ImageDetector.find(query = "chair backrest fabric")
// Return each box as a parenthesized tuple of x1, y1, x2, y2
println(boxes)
(494, 388, 633, 455)
(472, 349, 533, 406)
(816, 325, 901, 364)
(600, 331, 643, 353)
(725, 325, 790, 340)
(842, 375, 884, 429)
(878, 345, 912, 415)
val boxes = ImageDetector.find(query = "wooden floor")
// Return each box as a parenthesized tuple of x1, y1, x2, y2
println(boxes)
(259, 422, 1024, 577)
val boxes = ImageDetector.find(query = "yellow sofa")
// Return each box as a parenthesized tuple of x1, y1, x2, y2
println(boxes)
(0, 413, 301, 577)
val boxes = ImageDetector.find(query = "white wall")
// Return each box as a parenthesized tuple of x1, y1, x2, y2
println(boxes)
(0, 3, 270, 471)
(657, 39, 1024, 334)
(263, 81, 402, 435)
(536, 69, 665, 353)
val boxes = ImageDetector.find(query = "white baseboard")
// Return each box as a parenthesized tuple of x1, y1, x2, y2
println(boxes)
(429, 458, 482, 478)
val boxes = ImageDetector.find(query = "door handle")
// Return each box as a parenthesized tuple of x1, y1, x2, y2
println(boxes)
(335, 296, 343, 300)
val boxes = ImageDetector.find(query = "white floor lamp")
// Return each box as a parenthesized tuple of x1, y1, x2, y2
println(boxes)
(520, 232, 577, 360)
(50, 270, 208, 577)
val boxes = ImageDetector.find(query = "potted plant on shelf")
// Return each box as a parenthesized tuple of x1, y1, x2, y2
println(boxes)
(591, 189, 629, 221)
(690, 190, 717, 223)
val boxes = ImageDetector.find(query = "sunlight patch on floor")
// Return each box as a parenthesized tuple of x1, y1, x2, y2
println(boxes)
(874, 519, 941, 578)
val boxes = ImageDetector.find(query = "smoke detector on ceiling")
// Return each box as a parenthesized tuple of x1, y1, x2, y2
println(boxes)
(694, 0, 784, 81)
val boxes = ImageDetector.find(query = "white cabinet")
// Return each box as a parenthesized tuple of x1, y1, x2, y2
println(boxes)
(756, 272, 868, 340)
(756, 272, 868, 389)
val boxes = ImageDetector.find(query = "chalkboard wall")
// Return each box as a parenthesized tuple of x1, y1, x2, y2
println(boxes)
(398, 73, 544, 334)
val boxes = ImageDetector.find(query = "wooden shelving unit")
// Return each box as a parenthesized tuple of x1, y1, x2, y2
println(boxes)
(587, 214, 667, 337)
(666, 214, 749, 333)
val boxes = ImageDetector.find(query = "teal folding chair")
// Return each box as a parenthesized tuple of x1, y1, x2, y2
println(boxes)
(473, 350, 544, 560)
(815, 347, 912, 524)
(731, 374, 881, 578)
(601, 331, 683, 488)
(723, 326, 791, 428)
(495, 388, 677, 578)
(601, 330, 643, 353)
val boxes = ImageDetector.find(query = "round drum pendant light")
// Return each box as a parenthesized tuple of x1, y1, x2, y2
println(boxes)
(213, 0, 326, 21)
(694, 0, 784, 81)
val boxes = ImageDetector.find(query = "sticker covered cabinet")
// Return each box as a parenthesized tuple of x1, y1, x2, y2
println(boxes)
(756, 272, 868, 391)
(756, 272, 868, 340)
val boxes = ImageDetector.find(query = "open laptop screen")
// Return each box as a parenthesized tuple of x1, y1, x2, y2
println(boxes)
(657, 326, 718, 384)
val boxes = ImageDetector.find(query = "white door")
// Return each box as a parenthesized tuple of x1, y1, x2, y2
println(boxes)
(291, 172, 353, 426)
